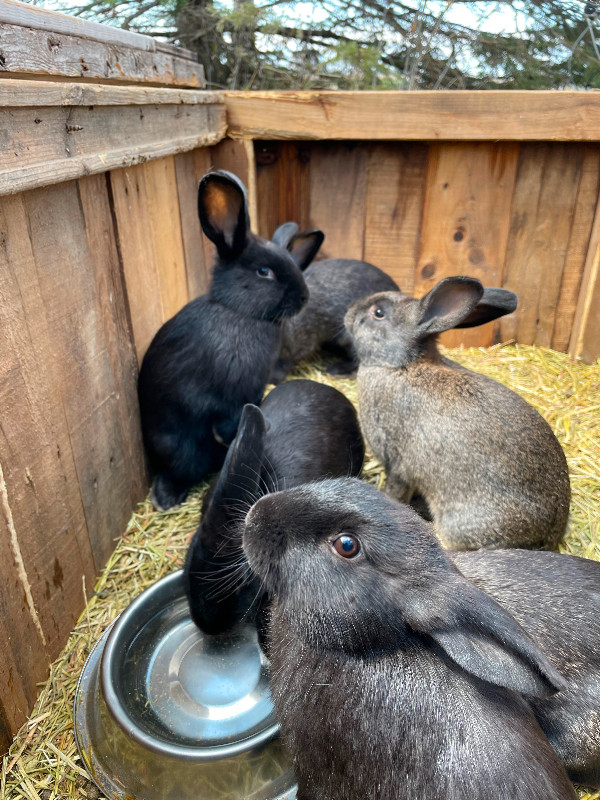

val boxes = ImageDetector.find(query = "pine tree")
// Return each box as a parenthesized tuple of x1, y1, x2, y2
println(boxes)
(34, 0, 600, 90)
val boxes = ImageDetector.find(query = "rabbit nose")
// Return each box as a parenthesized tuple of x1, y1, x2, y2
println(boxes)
(244, 503, 260, 529)
(244, 495, 276, 532)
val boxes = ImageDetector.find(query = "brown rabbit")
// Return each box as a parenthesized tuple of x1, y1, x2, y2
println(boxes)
(344, 276, 570, 550)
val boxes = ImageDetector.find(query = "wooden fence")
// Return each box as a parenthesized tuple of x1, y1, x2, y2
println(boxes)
(1, 0, 600, 752)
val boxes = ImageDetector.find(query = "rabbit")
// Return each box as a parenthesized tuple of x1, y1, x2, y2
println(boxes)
(452, 547, 600, 788)
(137, 170, 324, 510)
(344, 275, 570, 550)
(271, 247, 519, 383)
(183, 379, 365, 640)
(271, 257, 400, 382)
(242, 477, 576, 800)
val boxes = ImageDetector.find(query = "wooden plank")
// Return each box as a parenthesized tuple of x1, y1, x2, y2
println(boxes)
(308, 142, 367, 260)
(0, 460, 50, 750)
(0, 21, 204, 87)
(552, 146, 600, 352)
(111, 158, 190, 362)
(363, 142, 428, 293)
(110, 164, 164, 363)
(211, 138, 252, 187)
(0, 99, 226, 197)
(255, 141, 282, 240)
(244, 139, 258, 233)
(174, 148, 212, 299)
(144, 157, 190, 321)
(570, 190, 600, 362)
(77, 173, 148, 562)
(413, 142, 519, 348)
(0, 81, 221, 106)
(21, 180, 137, 571)
(255, 141, 312, 239)
(225, 90, 600, 142)
(0, 0, 184, 54)
(0, 191, 97, 662)
(193, 148, 217, 283)
(500, 144, 586, 347)
(210, 138, 259, 231)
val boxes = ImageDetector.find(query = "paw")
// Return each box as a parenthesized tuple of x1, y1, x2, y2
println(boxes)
(150, 475, 190, 510)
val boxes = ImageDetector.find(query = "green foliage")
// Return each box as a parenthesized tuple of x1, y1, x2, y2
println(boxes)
(37, 0, 600, 90)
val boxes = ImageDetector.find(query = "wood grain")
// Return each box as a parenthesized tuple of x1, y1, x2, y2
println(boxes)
(570, 187, 600, 362)
(0, 191, 97, 662)
(500, 144, 586, 347)
(77, 173, 148, 562)
(144, 157, 189, 322)
(0, 21, 204, 87)
(0, 80, 221, 107)
(21, 179, 141, 571)
(0, 98, 226, 197)
(363, 142, 428, 294)
(111, 158, 190, 363)
(210, 138, 260, 231)
(254, 141, 313, 240)
(308, 142, 367, 260)
(414, 142, 519, 348)
(0, 0, 188, 54)
(0, 461, 50, 753)
(174, 149, 212, 299)
(552, 146, 600, 352)
(225, 90, 600, 142)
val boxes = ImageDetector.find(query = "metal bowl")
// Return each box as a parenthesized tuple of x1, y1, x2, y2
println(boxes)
(74, 570, 296, 800)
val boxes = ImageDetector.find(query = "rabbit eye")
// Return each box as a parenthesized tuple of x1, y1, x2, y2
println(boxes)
(256, 267, 275, 280)
(370, 305, 385, 320)
(331, 534, 361, 559)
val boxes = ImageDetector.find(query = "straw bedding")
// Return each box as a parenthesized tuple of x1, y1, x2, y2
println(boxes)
(2, 344, 599, 800)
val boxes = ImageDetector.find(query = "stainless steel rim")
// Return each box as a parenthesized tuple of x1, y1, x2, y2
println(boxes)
(100, 569, 281, 761)
(73, 622, 297, 800)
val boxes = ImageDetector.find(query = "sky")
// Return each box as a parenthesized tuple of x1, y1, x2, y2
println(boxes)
(30, 0, 528, 35)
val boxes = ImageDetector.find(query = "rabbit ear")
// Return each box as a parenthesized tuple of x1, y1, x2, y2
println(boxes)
(453, 287, 518, 328)
(405, 574, 565, 698)
(272, 221, 300, 249)
(197, 171, 250, 260)
(288, 229, 325, 271)
(417, 276, 484, 335)
(203, 404, 265, 527)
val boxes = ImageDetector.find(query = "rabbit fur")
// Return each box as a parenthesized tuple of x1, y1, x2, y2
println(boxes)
(137, 171, 323, 510)
(183, 379, 364, 640)
(345, 276, 570, 550)
(242, 477, 575, 800)
(271, 258, 399, 382)
(272, 255, 518, 383)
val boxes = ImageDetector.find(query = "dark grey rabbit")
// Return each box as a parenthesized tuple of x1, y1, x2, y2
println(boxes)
(452, 547, 600, 788)
(271, 256, 399, 382)
(242, 478, 576, 800)
(345, 276, 570, 550)
(137, 171, 323, 510)
(183, 379, 364, 640)
(271, 248, 519, 383)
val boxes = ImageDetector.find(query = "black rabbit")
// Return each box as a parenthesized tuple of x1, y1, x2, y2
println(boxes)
(183, 379, 364, 641)
(345, 276, 570, 550)
(137, 171, 323, 509)
(242, 478, 576, 800)
(453, 547, 600, 789)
